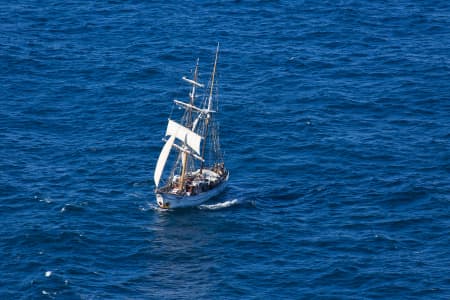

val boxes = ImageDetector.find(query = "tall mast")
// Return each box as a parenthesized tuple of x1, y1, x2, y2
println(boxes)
(208, 43, 219, 111)
(200, 43, 219, 173)
(179, 59, 200, 191)
(186, 59, 199, 127)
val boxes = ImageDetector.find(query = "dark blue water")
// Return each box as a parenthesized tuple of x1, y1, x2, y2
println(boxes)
(2, 1, 450, 298)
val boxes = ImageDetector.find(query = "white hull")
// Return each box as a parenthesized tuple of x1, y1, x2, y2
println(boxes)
(156, 178, 228, 209)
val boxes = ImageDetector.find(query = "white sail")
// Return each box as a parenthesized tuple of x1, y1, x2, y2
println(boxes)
(166, 119, 202, 154)
(154, 135, 176, 187)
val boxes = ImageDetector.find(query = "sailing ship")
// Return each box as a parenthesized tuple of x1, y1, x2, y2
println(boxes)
(154, 44, 229, 209)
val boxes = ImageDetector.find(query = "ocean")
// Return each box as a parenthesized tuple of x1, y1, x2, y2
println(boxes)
(1, 0, 449, 299)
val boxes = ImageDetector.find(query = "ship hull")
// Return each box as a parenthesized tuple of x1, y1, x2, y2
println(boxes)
(156, 177, 228, 209)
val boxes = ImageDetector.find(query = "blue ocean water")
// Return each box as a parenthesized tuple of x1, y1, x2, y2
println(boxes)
(1, 0, 450, 298)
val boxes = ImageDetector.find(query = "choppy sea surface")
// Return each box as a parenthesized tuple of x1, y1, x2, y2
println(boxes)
(1, 1, 450, 299)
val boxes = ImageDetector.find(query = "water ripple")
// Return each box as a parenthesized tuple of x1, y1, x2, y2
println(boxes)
(1, 0, 450, 299)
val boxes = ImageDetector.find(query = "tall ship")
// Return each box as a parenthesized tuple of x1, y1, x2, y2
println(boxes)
(154, 45, 229, 209)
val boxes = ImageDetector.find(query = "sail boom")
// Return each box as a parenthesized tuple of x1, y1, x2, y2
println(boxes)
(174, 100, 216, 114)
(162, 138, 205, 162)
(182, 76, 204, 88)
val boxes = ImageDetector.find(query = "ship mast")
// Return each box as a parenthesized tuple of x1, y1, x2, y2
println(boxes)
(179, 60, 199, 191)
(200, 43, 219, 173)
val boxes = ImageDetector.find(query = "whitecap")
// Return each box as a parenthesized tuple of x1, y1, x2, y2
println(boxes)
(39, 197, 52, 203)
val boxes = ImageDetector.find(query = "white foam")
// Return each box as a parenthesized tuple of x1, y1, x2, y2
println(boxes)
(140, 202, 156, 211)
(140, 202, 171, 212)
(199, 199, 240, 210)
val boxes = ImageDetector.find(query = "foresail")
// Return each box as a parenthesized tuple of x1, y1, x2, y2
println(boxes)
(166, 119, 202, 154)
(154, 135, 176, 187)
